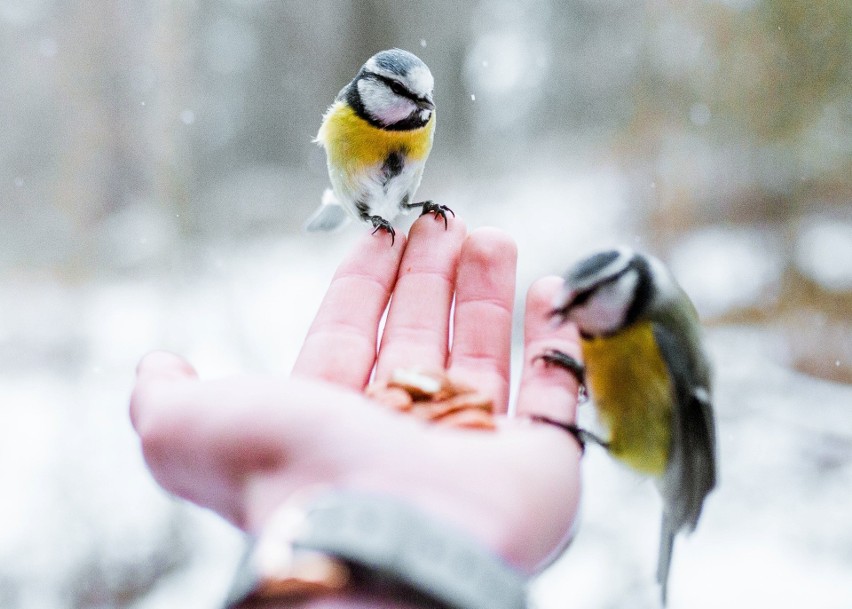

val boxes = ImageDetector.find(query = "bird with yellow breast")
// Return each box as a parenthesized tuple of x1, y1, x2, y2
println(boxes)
(306, 48, 451, 245)
(537, 247, 717, 605)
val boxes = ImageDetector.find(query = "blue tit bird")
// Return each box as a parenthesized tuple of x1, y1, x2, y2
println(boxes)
(536, 247, 717, 605)
(305, 48, 452, 245)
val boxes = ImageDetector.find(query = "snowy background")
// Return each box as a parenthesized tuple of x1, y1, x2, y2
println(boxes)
(1, 1, 851, 608)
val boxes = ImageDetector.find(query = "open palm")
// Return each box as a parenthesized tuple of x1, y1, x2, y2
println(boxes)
(130, 215, 585, 607)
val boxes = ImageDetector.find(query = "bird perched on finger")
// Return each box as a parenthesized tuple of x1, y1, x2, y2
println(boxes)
(537, 247, 717, 605)
(305, 48, 452, 245)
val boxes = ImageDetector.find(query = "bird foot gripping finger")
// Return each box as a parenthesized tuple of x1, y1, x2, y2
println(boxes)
(411, 200, 454, 229)
(534, 349, 588, 403)
(369, 215, 396, 246)
(527, 415, 610, 453)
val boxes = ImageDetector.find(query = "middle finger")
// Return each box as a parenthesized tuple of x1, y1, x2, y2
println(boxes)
(375, 214, 467, 379)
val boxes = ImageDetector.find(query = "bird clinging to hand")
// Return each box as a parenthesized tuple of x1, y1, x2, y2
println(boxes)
(538, 247, 717, 605)
(305, 48, 451, 245)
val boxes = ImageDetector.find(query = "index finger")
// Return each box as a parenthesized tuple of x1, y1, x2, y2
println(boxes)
(292, 231, 406, 388)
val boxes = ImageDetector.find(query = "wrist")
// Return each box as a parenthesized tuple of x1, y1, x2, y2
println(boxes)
(224, 488, 529, 609)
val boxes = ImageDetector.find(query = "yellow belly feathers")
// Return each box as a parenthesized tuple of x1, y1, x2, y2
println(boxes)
(316, 101, 435, 177)
(581, 321, 674, 476)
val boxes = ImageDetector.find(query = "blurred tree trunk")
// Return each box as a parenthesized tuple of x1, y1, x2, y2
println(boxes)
(150, 0, 197, 236)
(54, 1, 153, 276)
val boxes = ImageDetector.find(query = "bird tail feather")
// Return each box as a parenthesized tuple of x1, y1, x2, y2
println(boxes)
(657, 516, 676, 606)
(303, 188, 350, 232)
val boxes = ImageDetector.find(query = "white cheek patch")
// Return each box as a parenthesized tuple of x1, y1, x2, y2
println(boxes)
(571, 301, 623, 337)
(569, 305, 605, 336)
(571, 271, 639, 336)
(358, 79, 417, 125)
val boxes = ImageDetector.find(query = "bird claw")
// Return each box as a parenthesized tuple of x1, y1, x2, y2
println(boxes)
(534, 349, 588, 403)
(369, 216, 396, 246)
(528, 415, 610, 452)
(416, 200, 454, 229)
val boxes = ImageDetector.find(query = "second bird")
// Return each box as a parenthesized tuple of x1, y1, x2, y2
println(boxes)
(306, 48, 451, 245)
(540, 247, 717, 605)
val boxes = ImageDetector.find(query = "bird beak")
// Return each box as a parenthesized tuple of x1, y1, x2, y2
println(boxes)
(549, 290, 576, 327)
(418, 94, 435, 111)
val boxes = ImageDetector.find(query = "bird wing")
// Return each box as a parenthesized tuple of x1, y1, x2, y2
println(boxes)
(653, 322, 717, 528)
(652, 321, 717, 603)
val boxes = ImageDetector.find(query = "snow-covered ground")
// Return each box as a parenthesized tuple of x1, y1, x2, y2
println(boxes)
(1, 167, 850, 608)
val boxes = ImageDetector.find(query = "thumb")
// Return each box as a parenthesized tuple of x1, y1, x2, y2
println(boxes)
(130, 351, 198, 431)
(135, 350, 199, 383)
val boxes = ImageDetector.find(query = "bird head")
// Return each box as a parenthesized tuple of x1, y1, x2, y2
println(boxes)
(551, 247, 657, 338)
(348, 48, 435, 130)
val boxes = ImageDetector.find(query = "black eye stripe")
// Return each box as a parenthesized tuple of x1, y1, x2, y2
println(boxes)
(568, 288, 595, 308)
(372, 74, 418, 102)
(568, 266, 632, 308)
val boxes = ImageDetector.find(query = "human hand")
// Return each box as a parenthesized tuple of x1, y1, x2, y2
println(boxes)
(130, 216, 584, 605)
